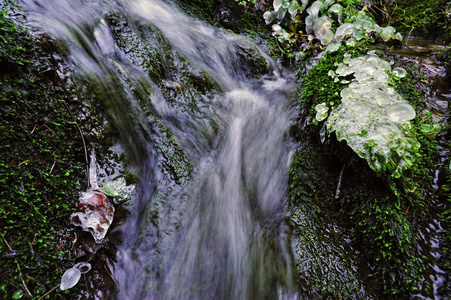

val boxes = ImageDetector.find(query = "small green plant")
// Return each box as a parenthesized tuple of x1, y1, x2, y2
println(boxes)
(260, 0, 402, 59)
(235, 0, 258, 7)
(381, 0, 451, 42)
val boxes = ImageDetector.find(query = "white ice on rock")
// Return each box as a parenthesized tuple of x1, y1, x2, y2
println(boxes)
(326, 54, 419, 177)
(60, 267, 81, 290)
(71, 189, 115, 243)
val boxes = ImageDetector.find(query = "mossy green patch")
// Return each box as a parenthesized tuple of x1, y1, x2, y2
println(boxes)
(379, 0, 451, 42)
(0, 5, 86, 298)
(289, 125, 428, 297)
(290, 30, 445, 296)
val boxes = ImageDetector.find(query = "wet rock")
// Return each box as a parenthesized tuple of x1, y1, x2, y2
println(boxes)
(235, 39, 269, 78)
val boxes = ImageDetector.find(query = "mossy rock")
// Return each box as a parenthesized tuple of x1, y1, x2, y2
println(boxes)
(290, 38, 448, 297)
(289, 124, 429, 297)
(376, 0, 451, 43)
(0, 5, 86, 298)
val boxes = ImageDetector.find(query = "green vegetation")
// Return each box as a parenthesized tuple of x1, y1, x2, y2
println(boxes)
(289, 132, 427, 297)
(378, 0, 451, 42)
(257, 0, 403, 59)
(177, 0, 267, 37)
(291, 36, 447, 298)
(284, 0, 449, 297)
(0, 6, 85, 298)
(290, 43, 444, 294)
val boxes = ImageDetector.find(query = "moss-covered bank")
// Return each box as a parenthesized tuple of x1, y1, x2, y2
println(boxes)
(0, 3, 86, 298)
(375, 0, 451, 43)
(289, 35, 450, 299)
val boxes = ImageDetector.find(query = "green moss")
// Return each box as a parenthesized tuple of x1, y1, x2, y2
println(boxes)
(176, 0, 216, 26)
(291, 27, 444, 297)
(380, 0, 451, 42)
(82, 10, 196, 185)
(289, 126, 428, 297)
(0, 5, 86, 298)
(299, 46, 366, 120)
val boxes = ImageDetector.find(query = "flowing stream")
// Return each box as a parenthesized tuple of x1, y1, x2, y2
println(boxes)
(17, 0, 451, 298)
(20, 0, 297, 298)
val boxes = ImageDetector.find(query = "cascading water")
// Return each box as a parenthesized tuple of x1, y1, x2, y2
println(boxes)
(20, 0, 297, 298)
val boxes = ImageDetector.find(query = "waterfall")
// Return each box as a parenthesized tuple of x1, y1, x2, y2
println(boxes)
(20, 0, 297, 298)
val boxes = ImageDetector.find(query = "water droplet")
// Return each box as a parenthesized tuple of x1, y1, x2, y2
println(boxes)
(392, 67, 407, 78)
(386, 102, 416, 123)
(60, 267, 81, 290)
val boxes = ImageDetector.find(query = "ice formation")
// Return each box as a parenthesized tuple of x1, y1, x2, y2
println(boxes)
(392, 67, 407, 78)
(314, 16, 334, 45)
(60, 267, 81, 290)
(328, 3, 343, 23)
(74, 262, 92, 274)
(326, 54, 419, 176)
(288, 1, 300, 18)
(100, 176, 136, 203)
(263, 0, 403, 50)
(315, 102, 329, 121)
(70, 190, 115, 243)
(334, 23, 353, 40)
(273, 0, 283, 13)
(386, 102, 416, 123)
(379, 26, 396, 42)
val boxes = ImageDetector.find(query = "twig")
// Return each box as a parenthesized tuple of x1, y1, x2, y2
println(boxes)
(104, 263, 120, 292)
(30, 124, 37, 135)
(335, 164, 346, 199)
(37, 284, 58, 300)
(3, 238, 33, 297)
(18, 160, 30, 166)
(3, 238, 12, 251)
(49, 160, 57, 174)
(61, 100, 90, 188)
(54, 240, 64, 252)
(43, 124, 55, 135)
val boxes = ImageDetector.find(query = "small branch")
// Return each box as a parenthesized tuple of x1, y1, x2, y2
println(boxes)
(3, 238, 33, 297)
(335, 164, 346, 199)
(43, 124, 55, 135)
(37, 285, 58, 300)
(61, 100, 90, 189)
(49, 160, 57, 174)
(30, 124, 37, 135)
(3, 238, 12, 252)
(17, 160, 30, 167)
